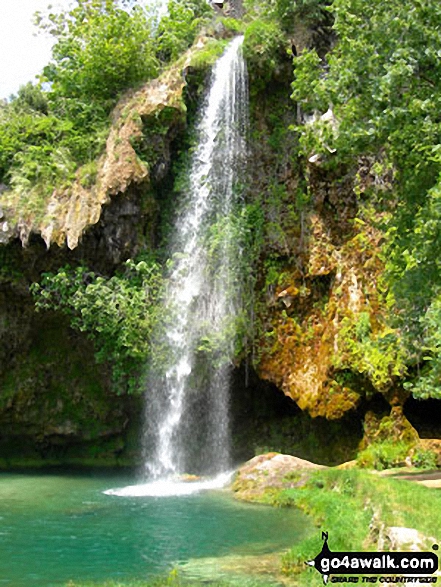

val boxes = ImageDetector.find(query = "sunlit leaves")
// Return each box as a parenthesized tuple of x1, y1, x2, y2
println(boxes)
(39, 1, 158, 106)
(290, 0, 441, 398)
(293, 0, 441, 169)
(155, 0, 212, 63)
(31, 258, 165, 394)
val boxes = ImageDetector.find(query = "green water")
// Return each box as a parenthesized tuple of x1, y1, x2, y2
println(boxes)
(0, 471, 310, 586)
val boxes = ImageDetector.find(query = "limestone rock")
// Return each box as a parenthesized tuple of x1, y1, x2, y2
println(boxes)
(257, 209, 387, 419)
(0, 38, 212, 251)
(382, 527, 436, 552)
(0, 206, 17, 244)
(232, 452, 325, 501)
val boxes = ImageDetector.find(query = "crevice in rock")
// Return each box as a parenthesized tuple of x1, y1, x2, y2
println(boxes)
(231, 365, 364, 466)
(404, 397, 441, 439)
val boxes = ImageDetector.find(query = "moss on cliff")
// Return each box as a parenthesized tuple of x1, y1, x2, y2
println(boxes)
(0, 312, 140, 467)
(0, 1, 440, 467)
(0, 35, 224, 251)
(239, 7, 413, 442)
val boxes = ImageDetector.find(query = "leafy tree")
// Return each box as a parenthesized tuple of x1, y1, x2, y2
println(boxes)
(244, 0, 331, 30)
(155, 0, 213, 63)
(34, 0, 159, 164)
(0, 0, 215, 197)
(291, 0, 441, 398)
(37, 0, 158, 104)
(0, 0, 167, 203)
(31, 258, 164, 394)
(13, 82, 48, 115)
(274, 0, 331, 28)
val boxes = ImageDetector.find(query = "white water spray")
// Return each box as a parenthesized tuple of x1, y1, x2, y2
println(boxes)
(146, 36, 248, 482)
(106, 36, 248, 498)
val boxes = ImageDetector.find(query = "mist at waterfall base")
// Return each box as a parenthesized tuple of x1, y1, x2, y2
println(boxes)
(107, 37, 248, 498)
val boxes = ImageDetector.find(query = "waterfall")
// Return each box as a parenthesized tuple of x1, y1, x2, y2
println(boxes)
(144, 36, 248, 481)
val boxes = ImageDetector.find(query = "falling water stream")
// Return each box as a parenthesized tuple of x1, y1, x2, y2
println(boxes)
(108, 36, 248, 497)
(0, 37, 313, 586)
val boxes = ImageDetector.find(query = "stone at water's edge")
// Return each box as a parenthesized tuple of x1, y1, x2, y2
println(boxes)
(232, 452, 325, 502)
(178, 474, 202, 483)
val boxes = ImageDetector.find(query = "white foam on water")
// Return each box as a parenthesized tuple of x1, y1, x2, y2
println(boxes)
(103, 471, 233, 498)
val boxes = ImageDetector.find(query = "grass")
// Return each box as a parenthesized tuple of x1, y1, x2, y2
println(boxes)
(261, 469, 441, 586)
(66, 573, 230, 587)
(357, 440, 412, 470)
(65, 469, 441, 587)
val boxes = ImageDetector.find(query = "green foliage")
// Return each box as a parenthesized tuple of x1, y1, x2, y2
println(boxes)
(292, 0, 441, 399)
(155, 0, 212, 64)
(404, 294, 441, 400)
(233, 202, 267, 359)
(0, 93, 67, 185)
(292, 0, 441, 164)
(290, 50, 326, 115)
(357, 440, 412, 470)
(37, 0, 158, 108)
(31, 258, 164, 394)
(0, 1, 161, 216)
(33, 0, 160, 168)
(218, 17, 245, 34)
(1, 0, 214, 215)
(188, 38, 228, 70)
(411, 447, 438, 471)
(0, 91, 80, 218)
(274, 0, 331, 29)
(243, 19, 285, 89)
(335, 313, 407, 392)
(11, 82, 48, 114)
(244, 0, 331, 30)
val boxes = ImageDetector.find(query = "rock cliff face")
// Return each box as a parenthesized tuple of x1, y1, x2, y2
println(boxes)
(0, 27, 438, 468)
(0, 38, 217, 466)
(243, 48, 430, 454)
(256, 167, 385, 420)
(0, 38, 213, 252)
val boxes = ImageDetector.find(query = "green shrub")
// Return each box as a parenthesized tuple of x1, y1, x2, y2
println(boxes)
(411, 447, 438, 470)
(218, 17, 246, 34)
(274, 0, 331, 29)
(31, 257, 164, 394)
(357, 441, 411, 470)
(155, 0, 212, 64)
(188, 39, 228, 70)
(243, 19, 285, 90)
